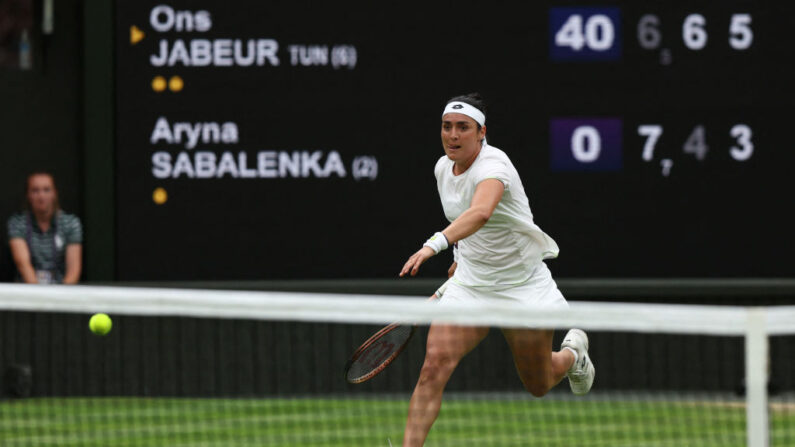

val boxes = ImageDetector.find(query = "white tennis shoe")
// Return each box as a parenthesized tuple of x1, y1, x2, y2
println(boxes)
(561, 329, 595, 395)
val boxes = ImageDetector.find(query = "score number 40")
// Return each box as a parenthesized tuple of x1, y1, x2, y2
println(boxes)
(555, 13, 615, 51)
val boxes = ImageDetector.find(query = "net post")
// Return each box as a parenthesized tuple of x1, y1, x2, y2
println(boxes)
(746, 307, 769, 447)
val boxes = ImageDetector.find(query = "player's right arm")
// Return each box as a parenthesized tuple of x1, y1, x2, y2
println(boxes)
(439, 179, 503, 245)
(9, 238, 38, 283)
(400, 180, 503, 277)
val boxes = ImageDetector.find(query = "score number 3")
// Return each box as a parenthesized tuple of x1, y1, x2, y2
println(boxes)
(729, 124, 753, 161)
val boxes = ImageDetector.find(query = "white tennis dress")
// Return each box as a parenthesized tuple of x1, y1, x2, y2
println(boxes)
(435, 144, 567, 308)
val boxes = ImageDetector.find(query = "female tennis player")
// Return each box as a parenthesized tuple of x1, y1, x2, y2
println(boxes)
(399, 93, 595, 446)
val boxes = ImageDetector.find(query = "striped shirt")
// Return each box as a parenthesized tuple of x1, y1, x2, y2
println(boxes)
(7, 212, 83, 283)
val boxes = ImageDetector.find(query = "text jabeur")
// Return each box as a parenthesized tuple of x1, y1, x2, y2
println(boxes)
(151, 39, 280, 67)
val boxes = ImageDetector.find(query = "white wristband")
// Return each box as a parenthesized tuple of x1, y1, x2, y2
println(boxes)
(423, 232, 449, 254)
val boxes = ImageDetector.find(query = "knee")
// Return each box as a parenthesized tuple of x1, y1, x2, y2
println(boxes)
(520, 377, 552, 398)
(525, 384, 551, 398)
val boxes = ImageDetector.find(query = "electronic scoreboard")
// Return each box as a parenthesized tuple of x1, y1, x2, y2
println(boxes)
(115, 2, 794, 280)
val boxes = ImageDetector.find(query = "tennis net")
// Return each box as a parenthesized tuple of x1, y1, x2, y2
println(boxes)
(0, 283, 793, 446)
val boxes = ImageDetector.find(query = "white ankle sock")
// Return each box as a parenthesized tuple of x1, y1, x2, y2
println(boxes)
(564, 346, 579, 368)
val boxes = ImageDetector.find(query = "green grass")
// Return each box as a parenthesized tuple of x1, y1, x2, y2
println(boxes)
(1, 394, 793, 446)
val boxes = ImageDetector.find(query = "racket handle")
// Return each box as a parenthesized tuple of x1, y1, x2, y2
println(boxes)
(433, 279, 451, 299)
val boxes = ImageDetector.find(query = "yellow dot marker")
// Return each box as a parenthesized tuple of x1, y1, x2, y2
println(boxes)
(169, 76, 184, 92)
(153, 187, 168, 205)
(152, 76, 166, 92)
(130, 25, 145, 45)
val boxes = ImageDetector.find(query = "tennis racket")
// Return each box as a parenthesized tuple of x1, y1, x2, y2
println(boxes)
(344, 279, 449, 384)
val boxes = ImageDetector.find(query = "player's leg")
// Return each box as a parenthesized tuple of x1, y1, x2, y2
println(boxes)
(501, 262, 595, 395)
(403, 323, 489, 447)
(501, 328, 573, 397)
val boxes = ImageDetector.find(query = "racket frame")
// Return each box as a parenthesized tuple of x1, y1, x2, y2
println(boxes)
(344, 322, 416, 384)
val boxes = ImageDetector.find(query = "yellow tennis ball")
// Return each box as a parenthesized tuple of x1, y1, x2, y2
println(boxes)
(89, 313, 112, 336)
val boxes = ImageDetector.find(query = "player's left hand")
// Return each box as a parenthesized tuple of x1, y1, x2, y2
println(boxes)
(399, 246, 435, 277)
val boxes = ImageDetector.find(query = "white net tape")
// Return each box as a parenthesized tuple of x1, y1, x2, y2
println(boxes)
(0, 284, 793, 336)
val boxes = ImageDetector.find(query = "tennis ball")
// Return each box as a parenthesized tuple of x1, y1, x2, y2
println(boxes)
(89, 313, 112, 336)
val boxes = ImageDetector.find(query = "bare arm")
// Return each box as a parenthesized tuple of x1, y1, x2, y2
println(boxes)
(9, 238, 38, 283)
(63, 244, 82, 284)
(440, 179, 504, 244)
(400, 179, 504, 277)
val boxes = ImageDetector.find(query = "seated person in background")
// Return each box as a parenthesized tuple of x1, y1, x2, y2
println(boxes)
(7, 172, 82, 284)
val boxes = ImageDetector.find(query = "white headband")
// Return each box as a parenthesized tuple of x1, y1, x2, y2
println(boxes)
(442, 101, 486, 127)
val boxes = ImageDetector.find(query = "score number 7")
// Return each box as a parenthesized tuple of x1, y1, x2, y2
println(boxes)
(637, 124, 754, 162)
(638, 125, 663, 161)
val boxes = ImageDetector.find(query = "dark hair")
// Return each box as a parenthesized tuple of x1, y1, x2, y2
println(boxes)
(446, 92, 487, 130)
